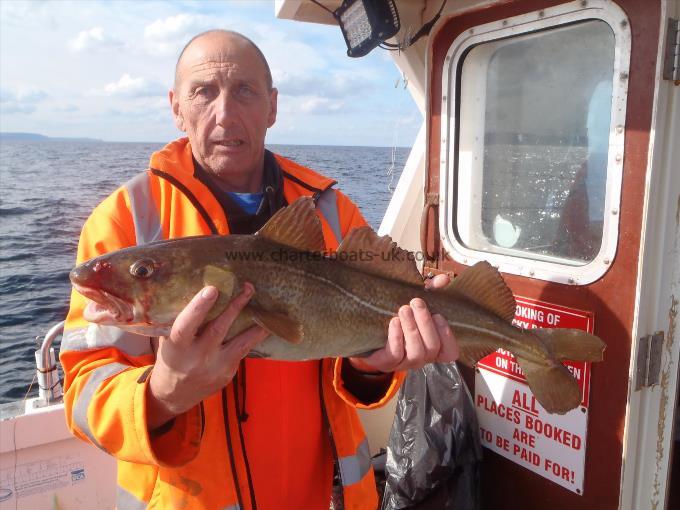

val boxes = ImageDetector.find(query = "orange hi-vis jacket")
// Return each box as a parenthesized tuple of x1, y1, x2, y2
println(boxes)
(61, 138, 405, 510)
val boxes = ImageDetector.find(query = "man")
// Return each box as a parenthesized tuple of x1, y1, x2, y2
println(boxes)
(61, 30, 458, 510)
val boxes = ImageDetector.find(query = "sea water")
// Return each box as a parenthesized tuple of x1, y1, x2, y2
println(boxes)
(0, 141, 407, 403)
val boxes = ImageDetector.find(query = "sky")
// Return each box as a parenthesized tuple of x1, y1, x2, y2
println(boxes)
(0, 0, 421, 147)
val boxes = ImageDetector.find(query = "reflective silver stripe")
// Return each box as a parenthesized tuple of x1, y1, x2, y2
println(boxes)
(338, 438, 372, 486)
(220, 505, 241, 510)
(125, 172, 163, 245)
(61, 328, 87, 351)
(61, 325, 152, 357)
(117, 485, 148, 510)
(316, 188, 343, 244)
(73, 362, 129, 451)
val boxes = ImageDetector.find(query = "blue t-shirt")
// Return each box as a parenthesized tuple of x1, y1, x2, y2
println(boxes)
(226, 191, 264, 215)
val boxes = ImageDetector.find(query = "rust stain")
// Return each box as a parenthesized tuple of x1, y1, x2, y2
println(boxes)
(651, 296, 678, 509)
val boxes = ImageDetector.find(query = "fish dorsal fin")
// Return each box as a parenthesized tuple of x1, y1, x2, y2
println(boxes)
(257, 197, 326, 253)
(449, 261, 516, 322)
(336, 226, 423, 286)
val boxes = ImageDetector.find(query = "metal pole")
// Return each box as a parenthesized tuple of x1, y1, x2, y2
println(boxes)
(35, 321, 65, 405)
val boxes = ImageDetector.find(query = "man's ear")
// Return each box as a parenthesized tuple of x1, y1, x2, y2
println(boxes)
(267, 87, 278, 128)
(169, 89, 186, 132)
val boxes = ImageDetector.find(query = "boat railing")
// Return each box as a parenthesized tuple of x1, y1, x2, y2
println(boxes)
(34, 320, 64, 407)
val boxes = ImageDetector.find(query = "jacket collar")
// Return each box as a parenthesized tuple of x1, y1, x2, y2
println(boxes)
(148, 137, 338, 234)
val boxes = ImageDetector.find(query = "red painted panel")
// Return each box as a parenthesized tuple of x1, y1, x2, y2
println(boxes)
(426, 1, 660, 508)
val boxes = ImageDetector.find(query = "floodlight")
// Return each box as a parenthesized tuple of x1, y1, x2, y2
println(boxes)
(334, 0, 400, 58)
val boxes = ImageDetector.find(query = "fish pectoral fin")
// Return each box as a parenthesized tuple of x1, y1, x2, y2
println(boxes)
(249, 308, 304, 344)
(517, 357, 582, 414)
(202, 265, 236, 296)
(335, 227, 423, 286)
(447, 261, 516, 322)
(256, 197, 326, 253)
(534, 328, 605, 362)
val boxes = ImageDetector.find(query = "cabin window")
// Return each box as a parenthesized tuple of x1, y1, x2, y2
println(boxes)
(440, 3, 630, 284)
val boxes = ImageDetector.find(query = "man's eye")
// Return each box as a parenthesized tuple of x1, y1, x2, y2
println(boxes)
(192, 87, 214, 100)
(239, 85, 255, 97)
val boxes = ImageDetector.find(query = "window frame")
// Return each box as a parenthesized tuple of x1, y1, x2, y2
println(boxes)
(438, 0, 631, 285)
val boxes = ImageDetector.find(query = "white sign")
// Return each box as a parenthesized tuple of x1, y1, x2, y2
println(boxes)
(475, 368, 588, 494)
(474, 297, 595, 494)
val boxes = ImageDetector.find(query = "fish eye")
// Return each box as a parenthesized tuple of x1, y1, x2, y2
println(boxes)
(129, 259, 155, 279)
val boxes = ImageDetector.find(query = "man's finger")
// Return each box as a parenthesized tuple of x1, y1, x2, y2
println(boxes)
(424, 273, 451, 290)
(410, 298, 441, 360)
(358, 317, 405, 372)
(170, 286, 220, 346)
(386, 316, 406, 366)
(201, 283, 255, 349)
(220, 325, 270, 371)
(433, 314, 459, 363)
(396, 304, 424, 370)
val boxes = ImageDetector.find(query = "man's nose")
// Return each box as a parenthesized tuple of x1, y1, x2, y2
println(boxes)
(215, 91, 238, 127)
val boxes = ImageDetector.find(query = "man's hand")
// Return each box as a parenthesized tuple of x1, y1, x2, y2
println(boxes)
(147, 284, 268, 430)
(348, 273, 459, 374)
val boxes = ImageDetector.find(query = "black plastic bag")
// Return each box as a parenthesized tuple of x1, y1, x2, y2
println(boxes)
(381, 363, 482, 510)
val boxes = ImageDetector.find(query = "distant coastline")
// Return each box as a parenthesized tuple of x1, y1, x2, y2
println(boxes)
(0, 132, 409, 149)
(0, 132, 103, 142)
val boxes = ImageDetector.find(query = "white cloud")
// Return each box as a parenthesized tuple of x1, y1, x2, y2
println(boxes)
(143, 14, 213, 56)
(69, 26, 122, 52)
(1, 103, 36, 114)
(17, 88, 49, 102)
(276, 71, 376, 98)
(0, 87, 48, 115)
(53, 104, 79, 113)
(256, 26, 327, 79)
(91, 74, 165, 98)
(0, 1, 420, 144)
(282, 95, 345, 115)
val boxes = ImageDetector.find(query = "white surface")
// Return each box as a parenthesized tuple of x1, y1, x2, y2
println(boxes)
(0, 403, 116, 509)
(620, 1, 680, 508)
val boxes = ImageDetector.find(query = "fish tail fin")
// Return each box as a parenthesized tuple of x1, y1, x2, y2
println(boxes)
(533, 327, 606, 362)
(516, 356, 583, 414)
(515, 328, 605, 414)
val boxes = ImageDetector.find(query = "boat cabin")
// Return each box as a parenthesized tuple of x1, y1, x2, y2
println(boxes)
(1, 1, 678, 509)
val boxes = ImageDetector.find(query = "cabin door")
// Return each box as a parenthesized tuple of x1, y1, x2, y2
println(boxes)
(424, 0, 677, 508)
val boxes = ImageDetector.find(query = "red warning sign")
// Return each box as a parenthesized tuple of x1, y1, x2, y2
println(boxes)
(477, 297, 595, 406)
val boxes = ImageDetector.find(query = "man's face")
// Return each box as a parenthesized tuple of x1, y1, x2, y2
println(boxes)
(170, 34, 277, 190)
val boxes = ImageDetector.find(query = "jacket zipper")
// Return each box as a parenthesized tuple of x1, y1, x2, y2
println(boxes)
(318, 361, 344, 508)
(221, 388, 245, 510)
(233, 371, 257, 510)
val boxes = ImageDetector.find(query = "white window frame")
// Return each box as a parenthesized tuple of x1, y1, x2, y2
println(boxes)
(439, 0, 631, 285)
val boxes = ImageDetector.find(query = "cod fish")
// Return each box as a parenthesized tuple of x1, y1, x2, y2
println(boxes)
(70, 197, 605, 414)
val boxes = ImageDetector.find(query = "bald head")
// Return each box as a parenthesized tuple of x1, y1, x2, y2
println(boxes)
(174, 30, 273, 92)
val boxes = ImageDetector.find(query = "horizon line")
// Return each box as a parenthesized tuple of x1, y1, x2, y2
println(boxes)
(0, 132, 411, 150)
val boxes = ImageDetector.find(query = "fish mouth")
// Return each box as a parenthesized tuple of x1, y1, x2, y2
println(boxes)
(73, 283, 135, 324)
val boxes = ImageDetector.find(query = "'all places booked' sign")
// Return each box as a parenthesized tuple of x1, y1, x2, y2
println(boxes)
(474, 297, 594, 495)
